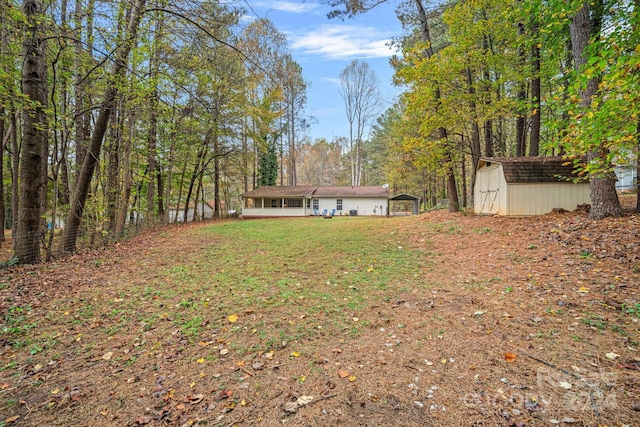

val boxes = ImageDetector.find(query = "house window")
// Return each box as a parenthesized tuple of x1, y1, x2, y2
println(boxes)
(336, 199, 343, 211)
(312, 199, 319, 210)
(285, 199, 302, 208)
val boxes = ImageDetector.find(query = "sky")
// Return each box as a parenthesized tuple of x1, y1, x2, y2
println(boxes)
(244, 1, 404, 141)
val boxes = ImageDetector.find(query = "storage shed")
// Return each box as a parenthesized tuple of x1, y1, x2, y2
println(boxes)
(474, 157, 591, 216)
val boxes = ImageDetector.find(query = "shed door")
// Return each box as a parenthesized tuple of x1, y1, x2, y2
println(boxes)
(478, 165, 500, 214)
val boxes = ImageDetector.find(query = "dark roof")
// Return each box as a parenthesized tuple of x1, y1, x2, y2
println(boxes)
(241, 185, 388, 198)
(478, 157, 587, 183)
(314, 186, 388, 197)
(388, 193, 421, 201)
(241, 186, 317, 198)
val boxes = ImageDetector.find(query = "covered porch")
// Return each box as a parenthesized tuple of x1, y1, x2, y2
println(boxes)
(241, 186, 316, 218)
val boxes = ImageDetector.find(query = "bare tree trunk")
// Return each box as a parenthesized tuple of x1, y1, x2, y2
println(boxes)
(570, 0, 621, 219)
(529, 19, 541, 156)
(0, 109, 6, 245)
(636, 118, 639, 213)
(62, 0, 146, 253)
(466, 68, 481, 179)
(183, 142, 207, 222)
(415, 0, 459, 212)
(174, 160, 187, 222)
(213, 130, 221, 218)
(242, 120, 249, 193)
(0, 108, 6, 244)
(15, 0, 48, 264)
(156, 164, 164, 218)
(163, 127, 176, 223)
(106, 105, 123, 237)
(515, 24, 527, 157)
(115, 111, 134, 239)
(461, 155, 467, 208)
(10, 112, 18, 243)
(146, 12, 162, 225)
(73, 0, 87, 174)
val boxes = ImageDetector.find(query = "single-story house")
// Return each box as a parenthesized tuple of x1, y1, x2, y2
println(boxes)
(474, 156, 591, 216)
(168, 201, 214, 222)
(241, 185, 389, 218)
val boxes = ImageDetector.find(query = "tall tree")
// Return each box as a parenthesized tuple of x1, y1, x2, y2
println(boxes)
(280, 56, 308, 186)
(258, 136, 278, 187)
(415, 0, 459, 212)
(569, 0, 621, 219)
(339, 59, 380, 186)
(15, 0, 48, 264)
(61, 0, 146, 253)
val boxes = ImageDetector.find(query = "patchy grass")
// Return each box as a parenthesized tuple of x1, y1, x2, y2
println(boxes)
(1, 208, 640, 426)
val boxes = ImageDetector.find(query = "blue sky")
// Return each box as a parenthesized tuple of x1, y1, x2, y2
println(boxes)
(244, 1, 403, 141)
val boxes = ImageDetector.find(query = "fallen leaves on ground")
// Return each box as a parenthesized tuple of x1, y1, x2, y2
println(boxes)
(1, 197, 639, 426)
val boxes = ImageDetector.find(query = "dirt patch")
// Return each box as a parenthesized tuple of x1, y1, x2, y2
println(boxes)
(1, 199, 639, 426)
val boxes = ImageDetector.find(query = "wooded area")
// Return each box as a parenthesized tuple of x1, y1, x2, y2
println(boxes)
(370, 0, 639, 217)
(1, 0, 639, 264)
(1, 0, 312, 263)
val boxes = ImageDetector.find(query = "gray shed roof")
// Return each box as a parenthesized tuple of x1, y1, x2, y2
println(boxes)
(478, 156, 587, 183)
(388, 193, 420, 201)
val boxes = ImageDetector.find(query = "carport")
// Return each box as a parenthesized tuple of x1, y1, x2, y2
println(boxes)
(388, 193, 421, 216)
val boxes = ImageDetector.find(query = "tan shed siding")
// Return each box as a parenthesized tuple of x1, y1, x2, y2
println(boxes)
(474, 164, 506, 214)
(506, 183, 591, 216)
(497, 166, 508, 215)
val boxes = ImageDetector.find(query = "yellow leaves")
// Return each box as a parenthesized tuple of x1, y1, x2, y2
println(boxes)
(290, 351, 301, 358)
(196, 358, 205, 364)
(227, 314, 238, 323)
(348, 375, 357, 382)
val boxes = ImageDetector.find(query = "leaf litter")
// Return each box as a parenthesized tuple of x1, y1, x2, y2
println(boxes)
(0, 197, 639, 426)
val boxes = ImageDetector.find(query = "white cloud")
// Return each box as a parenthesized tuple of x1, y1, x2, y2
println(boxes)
(288, 24, 396, 60)
(254, 1, 319, 14)
(320, 77, 341, 86)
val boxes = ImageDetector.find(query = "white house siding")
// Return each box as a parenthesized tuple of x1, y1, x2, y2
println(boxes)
(474, 164, 506, 215)
(506, 183, 591, 216)
(240, 207, 308, 217)
(315, 197, 387, 216)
